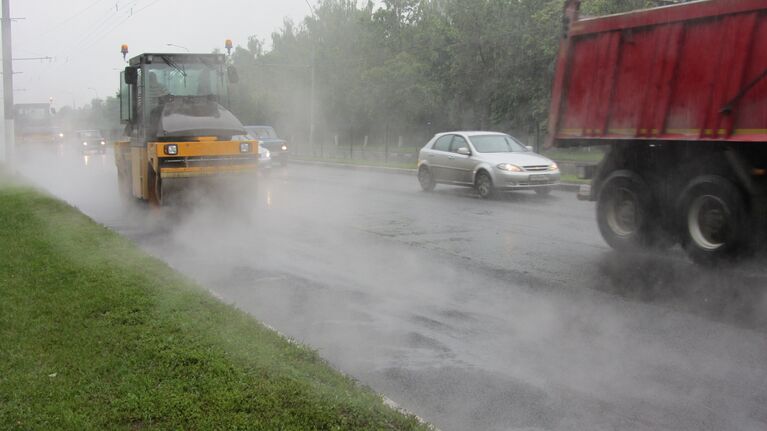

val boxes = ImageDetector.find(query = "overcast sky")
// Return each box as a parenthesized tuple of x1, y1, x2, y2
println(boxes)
(7, 0, 316, 108)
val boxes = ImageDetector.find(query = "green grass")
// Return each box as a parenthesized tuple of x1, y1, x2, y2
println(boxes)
(542, 148, 605, 163)
(294, 157, 593, 186)
(0, 171, 430, 431)
(294, 147, 604, 171)
(293, 156, 418, 171)
(560, 174, 591, 185)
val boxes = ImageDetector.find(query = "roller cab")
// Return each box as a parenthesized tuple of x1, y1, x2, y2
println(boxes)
(115, 52, 258, 205)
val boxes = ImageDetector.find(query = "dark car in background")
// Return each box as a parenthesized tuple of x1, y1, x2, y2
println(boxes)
(77, 129, 107, 154)
(244, 126, 289, 166)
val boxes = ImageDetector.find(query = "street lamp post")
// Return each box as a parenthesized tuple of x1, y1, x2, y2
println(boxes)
(305, 0, 317, 157)
(310, 48, 316, 157)
(166, 43, 190, 52)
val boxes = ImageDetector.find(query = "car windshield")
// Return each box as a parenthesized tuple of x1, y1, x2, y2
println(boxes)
(246, 127, 277, 139)
(78, 130, 102, 138)
(469, 135, 527, 153)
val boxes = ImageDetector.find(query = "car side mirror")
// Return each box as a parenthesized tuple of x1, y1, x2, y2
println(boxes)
(227, 66, 239, 84)
(525, 145, 534, 152)
(124, 67, 138, 85)
(456, 147, 471, 156)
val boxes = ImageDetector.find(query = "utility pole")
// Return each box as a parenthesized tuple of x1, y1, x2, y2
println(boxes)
(309, 48, 315, 157)
(305, 0, 317, 157)
(2, 0, 13, 167)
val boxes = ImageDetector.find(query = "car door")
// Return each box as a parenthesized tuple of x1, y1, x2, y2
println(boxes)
(447, 135, 475, 184)
(424, 135, 455, 182)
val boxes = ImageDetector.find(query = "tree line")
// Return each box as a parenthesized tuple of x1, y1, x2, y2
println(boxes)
(228, 0, 660, 152)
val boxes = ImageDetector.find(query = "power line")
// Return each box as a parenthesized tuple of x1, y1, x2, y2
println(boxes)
(63, 2, 130, 56)
(80, 0, 166, 53)
(133, 0, 163, 15)
(77, 1, 143, 52)
(13, 56, 53, 62)
(41, 0, 104, 36)
(61, 4, 122, 56)
(59, 0, 139, 57)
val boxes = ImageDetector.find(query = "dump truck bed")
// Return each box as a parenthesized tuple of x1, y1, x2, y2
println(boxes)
(548, 0, 767, 147)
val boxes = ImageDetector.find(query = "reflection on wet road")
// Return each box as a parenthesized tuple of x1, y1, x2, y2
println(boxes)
(15, 145, 767, 431)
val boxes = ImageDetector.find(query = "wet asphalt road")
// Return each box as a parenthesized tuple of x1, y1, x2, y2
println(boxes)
(15, 145, 767, 431)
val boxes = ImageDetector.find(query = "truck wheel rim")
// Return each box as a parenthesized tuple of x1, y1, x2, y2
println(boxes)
(688, 194, 729, 251)
(606, 188, 638, 237)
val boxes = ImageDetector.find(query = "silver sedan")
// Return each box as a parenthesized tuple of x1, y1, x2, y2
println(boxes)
(417, 131, 560, 198)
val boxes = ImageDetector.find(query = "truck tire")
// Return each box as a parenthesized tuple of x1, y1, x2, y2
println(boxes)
(596, 170, 660, 250)
(678, 175, 749, 264)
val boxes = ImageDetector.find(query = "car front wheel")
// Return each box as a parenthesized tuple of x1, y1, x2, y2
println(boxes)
(418, 167, 436, 192)
(475, 172, 495, 199)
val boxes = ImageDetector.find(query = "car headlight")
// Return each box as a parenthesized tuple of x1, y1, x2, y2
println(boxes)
(164, 144, 178, 155)
(549, 162, 559, 171)
(240, 142, 252, 153)
(100, 141, 106, 146)
(281, 144, 288, 151)
(82, 142, 88, 146)
(59, 133, 64, 138)
(497, 163, 523, 172)
(261, 149, 271, 160)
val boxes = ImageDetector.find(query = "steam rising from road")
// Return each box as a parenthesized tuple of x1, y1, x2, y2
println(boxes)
(13, 145, 767, 431)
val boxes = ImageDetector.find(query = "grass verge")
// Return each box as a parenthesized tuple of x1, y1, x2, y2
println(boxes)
(0, 171, 429, 430)
(292, 157, 592, 187)
(292, 156, 417, 171)
(560, 174, 591, 185)
(294, 148, 604, 172)
(541, 148, 605, 163)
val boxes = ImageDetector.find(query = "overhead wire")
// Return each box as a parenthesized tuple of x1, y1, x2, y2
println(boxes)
(63, 0, 141, 57)
(132, 0, 164, 15)
(58, 3, 124, 57)
(40, 0, 105, 37)
(78, 0, 164, 53)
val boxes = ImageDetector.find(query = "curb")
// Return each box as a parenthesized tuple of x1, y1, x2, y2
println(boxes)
(556, 183, 583, 192)
(290, 158, 585, 193)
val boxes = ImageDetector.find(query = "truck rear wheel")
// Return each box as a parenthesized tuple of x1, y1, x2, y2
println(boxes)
(596, 171, 660, 250)
(679, 176, 748, 264)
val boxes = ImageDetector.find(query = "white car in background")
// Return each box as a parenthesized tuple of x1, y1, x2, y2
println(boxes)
(417, 131, 560, 198)
(233, 132, 272, 175)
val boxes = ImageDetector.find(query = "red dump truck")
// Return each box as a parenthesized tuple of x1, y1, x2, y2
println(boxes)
(548, 0, 767, 263)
